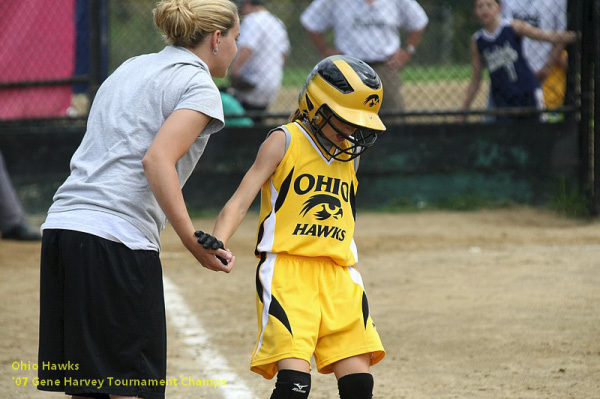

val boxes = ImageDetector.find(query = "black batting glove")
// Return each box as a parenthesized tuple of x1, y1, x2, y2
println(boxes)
(194, 230, 228, 265)
(194, 230, 224, 250)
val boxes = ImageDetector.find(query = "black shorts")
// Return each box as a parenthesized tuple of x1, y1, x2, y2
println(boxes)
(38, 229, 166, 399)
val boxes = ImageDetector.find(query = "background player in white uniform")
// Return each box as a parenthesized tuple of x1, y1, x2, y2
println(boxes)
(301, 0, 428, 112)
(229, 0, 290, 116)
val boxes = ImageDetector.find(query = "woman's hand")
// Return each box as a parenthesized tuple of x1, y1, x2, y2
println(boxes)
(182, 230, 235, 272)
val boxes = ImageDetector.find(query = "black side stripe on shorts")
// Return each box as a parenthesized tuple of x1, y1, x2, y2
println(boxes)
(362, 292, 369, 329)
(269, 295, 293, 337)
(255, 253, 293, 336)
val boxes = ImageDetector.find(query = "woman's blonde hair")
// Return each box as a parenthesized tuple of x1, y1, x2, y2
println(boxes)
(153, 0, 238, 48)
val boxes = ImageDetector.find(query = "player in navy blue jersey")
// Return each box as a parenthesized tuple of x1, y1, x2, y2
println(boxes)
(461, 0, 577, 121)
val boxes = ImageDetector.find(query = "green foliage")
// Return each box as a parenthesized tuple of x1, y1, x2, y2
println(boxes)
(393, 0, 482, 65)
(279, 64, 478, 88)
(379, 193, 515, 213)
(434, 192, 515, 211)
(547, 176, 592, 218)
(108, 0, 166, 72)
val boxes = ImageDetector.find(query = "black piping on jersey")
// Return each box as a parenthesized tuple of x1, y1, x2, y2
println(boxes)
(274, 167, 294, 213)
(350, 181, 357, 220)
(255, 125, 292, 256)
(255, 252, 267, 302)
(362, 292, 369, 329)
(254, 168, 295, 256)
(254, 214, 269, 257)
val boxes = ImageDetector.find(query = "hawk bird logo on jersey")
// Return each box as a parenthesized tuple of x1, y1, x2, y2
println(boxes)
(300, 194, 343, 221)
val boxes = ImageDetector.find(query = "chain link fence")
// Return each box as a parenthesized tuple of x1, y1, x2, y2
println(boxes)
(0, 0, 580, 125)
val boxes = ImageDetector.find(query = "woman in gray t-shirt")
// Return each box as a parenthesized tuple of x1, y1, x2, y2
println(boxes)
(38, 1, 239, 398)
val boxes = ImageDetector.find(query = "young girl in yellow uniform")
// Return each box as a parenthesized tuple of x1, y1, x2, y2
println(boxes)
(199, 55, 386, 399)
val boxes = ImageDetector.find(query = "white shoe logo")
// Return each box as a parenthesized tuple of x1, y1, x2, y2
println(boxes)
(292, 383, 308, 393)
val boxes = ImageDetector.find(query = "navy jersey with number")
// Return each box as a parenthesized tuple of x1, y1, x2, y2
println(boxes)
(474, 20, 540, 108)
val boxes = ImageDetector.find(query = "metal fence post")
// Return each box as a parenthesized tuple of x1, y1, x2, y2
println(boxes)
(594, 0, 600, 215)
(88, 0, 102, 102)
(578, 0, 593, 208)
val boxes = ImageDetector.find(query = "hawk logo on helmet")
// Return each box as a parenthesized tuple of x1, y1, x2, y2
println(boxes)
(363, 94, 380, 108)
(300, 194, 343, 221)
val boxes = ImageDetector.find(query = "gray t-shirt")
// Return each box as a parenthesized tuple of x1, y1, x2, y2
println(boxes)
(45, 46, 224, 248)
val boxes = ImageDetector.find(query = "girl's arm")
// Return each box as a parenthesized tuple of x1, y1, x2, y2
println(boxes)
(461, 39, 483, 113)
(143, 109, 232, 272)
(512, 20, 578, 45)
(212, 129, 287, 246)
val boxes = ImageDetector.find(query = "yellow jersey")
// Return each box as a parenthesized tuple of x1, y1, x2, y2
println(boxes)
(255, 121, 359, 266)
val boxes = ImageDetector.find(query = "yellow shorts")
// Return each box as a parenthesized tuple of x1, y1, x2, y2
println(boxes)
(543, 51, 567, 109)
(250, 253, 385, 379)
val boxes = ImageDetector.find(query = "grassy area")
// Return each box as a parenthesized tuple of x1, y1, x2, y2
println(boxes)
(371, 180, 595, 218)
(547, 176, 592, 218)
(280, 64, 479, 87)
(379, 193, 516, 213)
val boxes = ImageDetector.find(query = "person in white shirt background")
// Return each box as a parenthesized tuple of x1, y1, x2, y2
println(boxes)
(229, 0, 290, 121)
(300, 0, 428, 112)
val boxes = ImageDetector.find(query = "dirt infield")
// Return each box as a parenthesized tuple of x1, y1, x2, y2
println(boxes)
(1, 208, 599, 398)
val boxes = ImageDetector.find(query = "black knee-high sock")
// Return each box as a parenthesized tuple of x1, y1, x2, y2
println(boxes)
(270, 369, 311, 399)
(338, 373, 374, 399)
